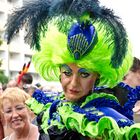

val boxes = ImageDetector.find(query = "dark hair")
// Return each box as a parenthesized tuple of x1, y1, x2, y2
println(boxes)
(22, 73, 33, 84)
(130, 57, 140, 72)
(2, 83, 7, 91)
(35, 83, 41, 88)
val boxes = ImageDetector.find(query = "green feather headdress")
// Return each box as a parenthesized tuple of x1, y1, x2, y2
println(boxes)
(5, 0, 133, 87)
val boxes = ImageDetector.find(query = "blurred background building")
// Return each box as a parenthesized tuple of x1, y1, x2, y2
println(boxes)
(0, 0, 46, 84)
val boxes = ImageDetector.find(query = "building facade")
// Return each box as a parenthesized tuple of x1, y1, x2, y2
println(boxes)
(0, 0, 45, 84)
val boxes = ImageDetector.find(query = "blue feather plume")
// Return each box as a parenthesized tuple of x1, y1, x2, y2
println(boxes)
(5, 0, 128, 67)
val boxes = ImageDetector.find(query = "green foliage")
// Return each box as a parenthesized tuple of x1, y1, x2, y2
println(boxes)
(0, 39, 3, 46)
(0, 70, 8, 84)
(0, 59, 2, 67)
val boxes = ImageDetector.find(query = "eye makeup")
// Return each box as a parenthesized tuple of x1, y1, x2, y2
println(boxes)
(60, 64, 92, 78)
(78, 68, 91, 78)
(60, 64, 72, 76)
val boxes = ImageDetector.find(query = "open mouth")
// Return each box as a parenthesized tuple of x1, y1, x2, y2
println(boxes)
(12, 119, 22, 125)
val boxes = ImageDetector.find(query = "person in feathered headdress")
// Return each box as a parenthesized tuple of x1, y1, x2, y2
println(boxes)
(5, 0, 140, 139)
(16, 61, 33, 90)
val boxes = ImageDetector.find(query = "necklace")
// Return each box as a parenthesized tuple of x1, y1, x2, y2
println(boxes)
(11, 125, 31, 140)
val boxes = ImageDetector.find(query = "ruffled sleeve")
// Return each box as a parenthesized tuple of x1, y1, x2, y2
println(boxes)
(57, 103, 140, 140)
(26, 90, 140, 140)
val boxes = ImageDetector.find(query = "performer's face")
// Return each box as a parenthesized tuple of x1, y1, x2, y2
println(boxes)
(60, 63, 98, 102)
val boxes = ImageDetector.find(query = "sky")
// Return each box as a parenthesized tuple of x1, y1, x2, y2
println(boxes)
(100, 0, 140, 59)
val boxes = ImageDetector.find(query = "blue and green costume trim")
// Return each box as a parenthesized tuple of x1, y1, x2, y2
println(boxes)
(26, 89, 140, 140)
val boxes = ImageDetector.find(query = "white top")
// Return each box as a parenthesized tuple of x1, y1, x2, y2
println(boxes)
(2, 135, 12, 140)
(2, 133, 40, 140)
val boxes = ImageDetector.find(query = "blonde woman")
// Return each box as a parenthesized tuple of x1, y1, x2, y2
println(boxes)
(0, 87, 39, 140)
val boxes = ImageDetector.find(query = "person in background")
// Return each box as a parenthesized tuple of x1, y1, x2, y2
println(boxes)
(2, 83, 7, 91)
(99, 57, 140, 106)
(5, 0, 140, 139)
(123, 57, 140, 122)
(101, 57, 140, 122)
(18, 73, 33, 90)
(0, 82, 4, 140)
(123, 57, 140, 88)
(0, 82, 3, 95)
(0, 120, 4, 140)
(0, 87, 39, 140)
(113, 57, 140, 105)
(15, 61, 33, 90)
(23, 84, 38, 96)
(6, 79, 17, 88)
